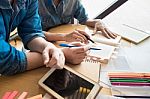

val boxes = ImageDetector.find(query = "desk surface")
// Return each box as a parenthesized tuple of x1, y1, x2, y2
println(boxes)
(0, 67, 48, 97)
(1, 0, 150, 97)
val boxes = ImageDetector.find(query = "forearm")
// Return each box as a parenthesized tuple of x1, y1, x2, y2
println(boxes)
(85, 19, 101, 28)
(44, 31, 65, 41)
(26, 51, 44, 70)
(27, 37, 56, 53)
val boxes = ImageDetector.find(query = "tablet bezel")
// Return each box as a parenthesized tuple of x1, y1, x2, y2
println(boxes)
(38, 66, 101, 99)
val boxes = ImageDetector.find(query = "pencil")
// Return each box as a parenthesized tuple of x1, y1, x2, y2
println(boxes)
(83, 34, 95, 43)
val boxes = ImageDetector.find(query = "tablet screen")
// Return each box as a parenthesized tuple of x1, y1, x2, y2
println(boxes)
(43, 68, 94, 98)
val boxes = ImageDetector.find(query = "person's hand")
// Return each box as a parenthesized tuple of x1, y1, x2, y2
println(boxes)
(42, 44, 65, 69)
(61, 42, 90, 64)
(93, 20, 117, 39)
(64, 30, 90, 44)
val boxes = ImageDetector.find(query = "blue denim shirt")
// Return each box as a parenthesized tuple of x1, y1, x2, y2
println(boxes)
(0, 0, 44, 75)
(38, 0, 88, 31)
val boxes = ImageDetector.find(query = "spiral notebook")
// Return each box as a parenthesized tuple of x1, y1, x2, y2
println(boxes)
(66, 57, 101, 83)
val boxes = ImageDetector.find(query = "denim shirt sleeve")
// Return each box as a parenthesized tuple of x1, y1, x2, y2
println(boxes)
(18, 0, 45, 49)
(0, 11, 27, 75)
(0, 38, 27, 75)
(74, 0, 88, 24)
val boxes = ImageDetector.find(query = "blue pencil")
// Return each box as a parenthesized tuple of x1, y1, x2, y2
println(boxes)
(59, 43, 102, 50)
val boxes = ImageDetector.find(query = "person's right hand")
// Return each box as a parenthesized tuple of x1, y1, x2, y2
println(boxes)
(42, 44, 65, 69)
(61, 42, 90, 64)
(64, 30, 90, 44)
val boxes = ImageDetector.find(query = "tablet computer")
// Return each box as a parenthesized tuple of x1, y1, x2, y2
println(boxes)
(38, 66, 101, 99)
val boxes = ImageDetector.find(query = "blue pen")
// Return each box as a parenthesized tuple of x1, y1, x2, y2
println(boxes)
(59, 43, 101, 50)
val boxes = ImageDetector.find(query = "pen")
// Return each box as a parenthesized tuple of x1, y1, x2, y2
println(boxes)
(75, 28, 95, 43)
(114, 95, 150, 98)
(59, 43, 101, 50)
(83, 34, 95, 43)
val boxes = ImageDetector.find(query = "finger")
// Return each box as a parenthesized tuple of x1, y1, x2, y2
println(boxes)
(72, 33, 85, 43)
(51, 51, 65, 69)
(76, 32, 89, 43)
(69, 42, 85, 46)
(58, 52, 65, 69)
(76, 30, 90, 43)
(43, 48, 50, 65)
(105, 28, 117, 38)
(47, 50, 59, 67)
(76, 29, 90, 38)
(46, 57, 57, 68)
(75, 30, 90, 44)
(101, 29, 111, 39)
(83, 44, 92, 51)
(93, 27, 97, 35)
(104, 28, 116, 39)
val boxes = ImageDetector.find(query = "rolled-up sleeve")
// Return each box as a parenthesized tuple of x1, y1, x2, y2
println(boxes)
(74, 1, 88, 24)
(18, 0, 45, 49)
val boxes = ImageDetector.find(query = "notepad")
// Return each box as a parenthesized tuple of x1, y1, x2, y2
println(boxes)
(88, 42, 119, 64)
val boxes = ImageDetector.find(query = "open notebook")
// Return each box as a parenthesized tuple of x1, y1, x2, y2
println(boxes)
(49, 24, 121, 64)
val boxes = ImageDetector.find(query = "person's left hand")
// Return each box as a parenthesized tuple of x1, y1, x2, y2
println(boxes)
(42, 44, 65, 69)
(93, 20, 117, 39)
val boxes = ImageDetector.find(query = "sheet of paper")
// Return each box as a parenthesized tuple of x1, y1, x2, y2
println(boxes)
(111, 86, 150, 96)
(96, 94, 125, 99)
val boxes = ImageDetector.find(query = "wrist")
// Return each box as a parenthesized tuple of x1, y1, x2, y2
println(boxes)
(60, 34, 66, 41)
(44, 41, 57, 50)
(61, 48, 68, 59)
